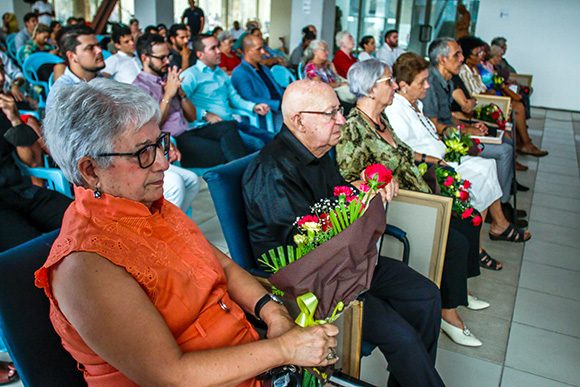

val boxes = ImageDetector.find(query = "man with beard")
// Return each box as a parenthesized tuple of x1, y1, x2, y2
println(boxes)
(133, 33, 248, 169)
(168, 23, 193, 70)
(376, 29, 405, 69)
(46, 25, 106, 109)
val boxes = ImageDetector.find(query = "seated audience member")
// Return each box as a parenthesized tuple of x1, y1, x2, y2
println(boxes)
(288, 29, 315, 69)
(49, 20, 62, 45)
(156, 23, 168, 39)
(36, 78, 339, 386)
(491, 36, 516, 74)
(0, 51, 27, 103)
(230, 20, 244, 40)
(180, 33, 274, 151)
(134, 33, 247, 169)
(211, 26, 223, 38)
(14, 12, 38, 51)
(332, 31, 357, 78)
(143, 25, 158, 35)
(385, 54, 529, 268)
(129, 18, 141, 42)
(421, 37, 523, 223)
(47, 25, 105, 109)
(0, 63, 71, 253)
(243, 80, 444, 385)
(339, 59, 489, 345)
(303, 40, 355, 104)
(218, 31, 241, 74)
(22, 23, 57, 60)
(358, 35, 376, 61)
(376, 29, 404, 69)
(2, 12, 18, 35)
(232, 20, 259, 54)
(101, 24, 142, 84)
(168, 23, 193, 70)
(231, 34, 284, 129)
(249, 28, 285, 67)
(65, 16, 77, 26)
(457, 37, 546, 157)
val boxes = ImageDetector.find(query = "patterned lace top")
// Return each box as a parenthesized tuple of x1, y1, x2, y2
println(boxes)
(35, 186, 260, 387)
(336, 107, 431, 193)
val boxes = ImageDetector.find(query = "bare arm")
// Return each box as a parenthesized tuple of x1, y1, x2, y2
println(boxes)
(52, 252, 338, 387)
(179, 89, 197, 122)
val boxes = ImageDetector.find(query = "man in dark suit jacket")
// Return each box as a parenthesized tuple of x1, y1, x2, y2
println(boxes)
(231, 34, 284, 130)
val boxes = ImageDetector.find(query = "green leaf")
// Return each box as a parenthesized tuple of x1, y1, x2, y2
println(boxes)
(277, 245, 287, 266)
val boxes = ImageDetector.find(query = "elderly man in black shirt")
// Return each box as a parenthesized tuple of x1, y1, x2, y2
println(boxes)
(0, 64, 71, 251)
(243, 80, 444, 387)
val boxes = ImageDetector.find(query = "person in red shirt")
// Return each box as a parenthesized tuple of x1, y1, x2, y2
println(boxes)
(218, 31, 241, 74)
(332, 31, 357, 78)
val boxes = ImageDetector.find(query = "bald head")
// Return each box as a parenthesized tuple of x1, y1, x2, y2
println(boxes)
(242, 34, 259, 53)
(282, 80, 338, 130)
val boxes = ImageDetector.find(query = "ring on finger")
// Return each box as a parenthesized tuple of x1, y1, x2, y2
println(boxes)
(326, 347, 338, 361)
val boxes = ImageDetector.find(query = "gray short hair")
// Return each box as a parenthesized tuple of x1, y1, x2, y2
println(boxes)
(43, 78, 160, 187)
(491, 36, 507, 47)
(428, 37, 456, 65)
(302, 39, 327, 64)
(335, 31, 351, 48)
(347, 59, 388, 99)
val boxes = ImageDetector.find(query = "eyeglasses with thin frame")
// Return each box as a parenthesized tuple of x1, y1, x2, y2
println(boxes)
(376, 76, 395, 86)
(97, 132, 170, 169)
(299, 105, 344, 121)
(148, 53, 171, 61)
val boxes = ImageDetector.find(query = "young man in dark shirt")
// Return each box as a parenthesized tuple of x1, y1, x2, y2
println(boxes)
(243, 80, 444, 387)
(181, 0, 205, 36)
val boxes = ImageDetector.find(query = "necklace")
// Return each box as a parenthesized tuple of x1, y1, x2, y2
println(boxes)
(401, 96, 442, 142)
(356, 107, 386, 132)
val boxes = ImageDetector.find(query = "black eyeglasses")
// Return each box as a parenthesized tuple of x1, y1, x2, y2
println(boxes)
(97, 132, 170, 169)
(299, 106, 344, 121)
(148, 53, 171, 61)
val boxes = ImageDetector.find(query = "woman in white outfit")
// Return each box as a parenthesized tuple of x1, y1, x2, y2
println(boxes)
(386, 53, 531, 271)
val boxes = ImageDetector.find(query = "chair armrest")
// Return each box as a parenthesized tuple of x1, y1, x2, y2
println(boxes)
(231, 108, 274, 132)
(12, 153, 73, 198)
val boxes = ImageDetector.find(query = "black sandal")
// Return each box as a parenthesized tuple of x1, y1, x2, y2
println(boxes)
(479, 249, 503, 271)
(489, 223, 531, 243)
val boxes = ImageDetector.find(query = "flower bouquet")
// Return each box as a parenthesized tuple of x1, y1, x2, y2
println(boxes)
(474, 103, 506, 129)
(442, 127, 482, 164)
(435, 168, 482, 226)
(258, 164, 391, 384)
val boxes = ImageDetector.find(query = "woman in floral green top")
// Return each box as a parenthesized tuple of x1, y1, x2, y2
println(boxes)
(337, 59, 488, 348)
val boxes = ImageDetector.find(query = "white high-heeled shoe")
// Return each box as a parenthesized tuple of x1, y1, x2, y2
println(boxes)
(441, 319, 483, 347)
(467, 294, 490, 310)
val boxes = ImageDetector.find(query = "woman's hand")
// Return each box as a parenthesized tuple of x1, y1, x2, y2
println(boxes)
(262, 305, 295, 339)
(277, 324, 340, 367)
(377, 179, 399, 203)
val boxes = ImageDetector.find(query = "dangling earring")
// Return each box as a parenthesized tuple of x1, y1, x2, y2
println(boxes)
(94, 184, 102, 199)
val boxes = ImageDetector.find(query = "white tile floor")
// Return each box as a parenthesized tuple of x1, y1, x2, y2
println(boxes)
(3, 108, 579, 387)
(360, 108, 580, 386)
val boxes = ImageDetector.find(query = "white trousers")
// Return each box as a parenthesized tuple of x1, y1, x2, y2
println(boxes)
(163, 164, 200, 213)
(449, 155, 503, 212)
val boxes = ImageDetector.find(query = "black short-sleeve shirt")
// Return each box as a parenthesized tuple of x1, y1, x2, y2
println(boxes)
(242, 125, 346, 259)
(182, 7, 205, 35)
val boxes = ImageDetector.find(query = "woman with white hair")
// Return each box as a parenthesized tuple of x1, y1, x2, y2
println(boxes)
(35, 79, 339, 386)
(332, 31, 357, 78)
(337, 59, 490, 347)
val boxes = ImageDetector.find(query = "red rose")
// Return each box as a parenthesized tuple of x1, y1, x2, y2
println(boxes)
(472, 214, 482, 226)
(461, 207, 474, 219)
(491, 111, 500, 120)
(463, 180, 471, 189)
(364, 164, 393, 188)
(297, 214, 319, 227)
(319, 213, 332, 231)
(443, 176, 455, 187)
(473, 138, 481, 146)
(459, 190, 469, 202)
(359, 183, 370, 193)
(334, 185, 354, 197)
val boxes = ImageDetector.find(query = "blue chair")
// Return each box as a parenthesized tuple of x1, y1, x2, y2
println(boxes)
(12, 153, 73, 199)
(6, 33, 17, 62)
(16, 46, 26, 67)
(22, 52, 64, 110)
(297, 62, 305, 80)
(0, 231, 87, 387)
(102, 49, 112, 60)
(232, 108, 275, 133)
(270, 65, 296, 88)
(203, 153, 267, 275)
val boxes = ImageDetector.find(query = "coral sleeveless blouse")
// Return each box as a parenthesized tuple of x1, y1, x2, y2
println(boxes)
(35, 186, 260, 386)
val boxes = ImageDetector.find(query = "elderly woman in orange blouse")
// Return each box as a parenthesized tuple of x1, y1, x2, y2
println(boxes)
(35, 79, 338, 386)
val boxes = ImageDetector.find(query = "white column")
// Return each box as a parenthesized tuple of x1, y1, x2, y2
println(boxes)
(134, 0, 175, 28)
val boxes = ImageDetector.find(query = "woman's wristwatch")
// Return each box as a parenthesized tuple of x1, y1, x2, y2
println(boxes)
(254, 293, 284, 321)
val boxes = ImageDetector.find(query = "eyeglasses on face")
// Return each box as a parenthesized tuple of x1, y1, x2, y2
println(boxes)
(148, 53, 171, 61)
(97, 132, 170, 169)
(376, 76, 395, 86)
(299, 106, 344, 121)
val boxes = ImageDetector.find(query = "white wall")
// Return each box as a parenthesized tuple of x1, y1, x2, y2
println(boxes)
(475, 0, 580, 111)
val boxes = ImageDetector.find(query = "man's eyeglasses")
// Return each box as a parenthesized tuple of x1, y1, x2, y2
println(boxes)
(148, 53, 171, 61)
(299, 106, 344, 121)
(97, 132, 170, 169)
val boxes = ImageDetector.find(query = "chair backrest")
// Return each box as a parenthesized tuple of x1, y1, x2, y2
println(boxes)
(102, 49, 112, 60)
(0, 231, 87, 387)
(16, 45, 26, 66)
(270, 65, 296, 88)
(6, 34, 17, 61)
(22, 52, 64, 98)
(297, 62, 305, 80)
(203, 153, 261, 273)
(12, 153, 74, 198)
